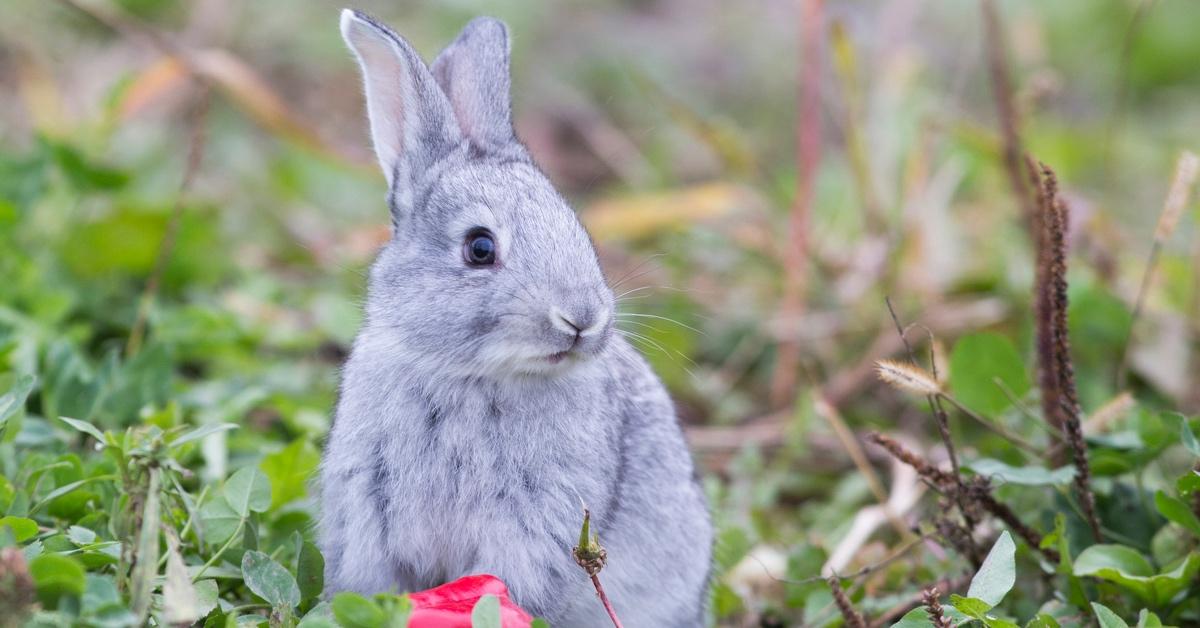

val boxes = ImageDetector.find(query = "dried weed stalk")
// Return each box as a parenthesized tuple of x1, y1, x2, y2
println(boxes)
(1030, 162, 1103, 542)
(922, 587, 954, 628)
(867, 433, 1060, 563)
(829, 576, 867, 628)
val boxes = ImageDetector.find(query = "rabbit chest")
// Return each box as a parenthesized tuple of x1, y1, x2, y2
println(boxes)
(327, 362, 626, 588)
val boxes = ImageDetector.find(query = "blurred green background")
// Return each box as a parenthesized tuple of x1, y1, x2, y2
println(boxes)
(1, 0, 1199, 625)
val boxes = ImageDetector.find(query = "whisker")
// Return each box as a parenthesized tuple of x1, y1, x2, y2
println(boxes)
(609, 253, 667, 290)
(616, 329, 700, 380)
(615, 312, 705, 335)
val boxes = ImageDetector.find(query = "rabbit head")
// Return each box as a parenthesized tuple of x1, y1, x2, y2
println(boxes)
(340, 11, 614, 379)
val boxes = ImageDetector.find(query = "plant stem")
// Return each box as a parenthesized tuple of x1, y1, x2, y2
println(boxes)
(936, 393, 1040, 457)
(590, 574, 624, 628)
(192, 517, 245, 582)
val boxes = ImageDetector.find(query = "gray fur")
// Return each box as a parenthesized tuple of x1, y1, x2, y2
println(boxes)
(322, 10, 712, 626)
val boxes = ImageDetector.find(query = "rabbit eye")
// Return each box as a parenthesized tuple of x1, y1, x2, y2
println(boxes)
(463, 229, 497, 266)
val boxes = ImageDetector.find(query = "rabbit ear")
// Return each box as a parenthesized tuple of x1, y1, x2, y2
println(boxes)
(431, 17, 515, 153)
(341, 9, 462, 196)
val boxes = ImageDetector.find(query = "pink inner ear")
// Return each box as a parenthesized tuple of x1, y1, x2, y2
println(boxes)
(343, 20, 410, 186)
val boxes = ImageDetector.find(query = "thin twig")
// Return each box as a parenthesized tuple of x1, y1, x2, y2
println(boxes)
(127, 89, 210, 356)
(589, 574, 623, 628)
(936, 392, 1041, 456)
(884, 298, 979, 554)
(572, 508, 623, 628)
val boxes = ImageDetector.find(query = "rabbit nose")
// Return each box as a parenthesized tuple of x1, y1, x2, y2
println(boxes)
(550, 306, 606, 337)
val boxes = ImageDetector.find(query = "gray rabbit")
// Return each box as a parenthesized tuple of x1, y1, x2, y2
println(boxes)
(319, 10, 713, 626)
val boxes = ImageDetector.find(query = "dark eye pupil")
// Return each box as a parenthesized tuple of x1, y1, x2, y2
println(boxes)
(468, 235, 495, 265)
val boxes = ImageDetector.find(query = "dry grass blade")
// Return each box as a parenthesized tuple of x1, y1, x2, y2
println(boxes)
(875, 359, 942, 396)
(1117, 150, 1200, 386)
(815, 395, 911, 537)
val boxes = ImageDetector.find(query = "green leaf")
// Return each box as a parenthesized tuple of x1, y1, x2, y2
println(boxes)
(169, 422, 237, 448)
(298, 602, 337, 628)
(332, 592, 384, 628)
(948, 333, 1030, 415)
(293, 533, 325, 602)
(471, 594, 502, 628)
(1154, 490, 1200, 537)
(198, 496, 242, 545)
(968, 531, 1016, 606)
(1178, 416, 1200, 457)
(81, 574, 120, 614)
(194, 579, 220, 619)
(56, 416, 105, 443)
(0, 374, 35, 425)
(223, 467, 271, 517)
(241, 550, 301, 610)
(0, 516, 38, 542)
(1091, 603, 1130, 628)
(965, 459, 1075, 486)
(1026, 613, 1061, 628)
(261, 439, 319, 509)
(1135, 609, 1164, 628)
(950, 594, 993, 618)
(1177, 470, 1200, 496)
(890, 607, 934, 628)
(1075, 546, 1200, 605)
(29, 553, 86, 608)
(66, 525, 96, 546)
(530, 621, 552, 628)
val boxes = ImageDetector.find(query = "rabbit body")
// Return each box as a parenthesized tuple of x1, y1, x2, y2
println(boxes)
(320, 10, 711, 626)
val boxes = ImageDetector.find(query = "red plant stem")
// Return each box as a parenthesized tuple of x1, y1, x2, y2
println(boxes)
(771, 0, 824, 406)
(590, 574, 624, 628)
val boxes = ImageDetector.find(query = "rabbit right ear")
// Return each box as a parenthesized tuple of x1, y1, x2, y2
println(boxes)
(430, 17, 516, 154)
(340, 10, 462, 206)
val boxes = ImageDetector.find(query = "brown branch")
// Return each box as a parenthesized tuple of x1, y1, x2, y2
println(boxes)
(771, 0, 824, 406)
(983, 0, 1037, 229)
(127, 88, 210, 356)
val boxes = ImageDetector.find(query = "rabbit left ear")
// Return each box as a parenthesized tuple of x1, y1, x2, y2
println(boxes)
(431, 17, 516, 153)
(340, 9, 462, 199)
